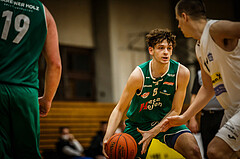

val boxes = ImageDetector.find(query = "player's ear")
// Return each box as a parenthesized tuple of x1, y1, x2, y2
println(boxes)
(182, 12, 188, 22)
(148, 47, 154, 55)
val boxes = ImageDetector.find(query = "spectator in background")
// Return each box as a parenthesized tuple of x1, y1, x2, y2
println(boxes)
(188, 63, 224, 159)
(86, 121, 107, 159)
(86, 121, 125, 159)
(56, 127, 90, 159)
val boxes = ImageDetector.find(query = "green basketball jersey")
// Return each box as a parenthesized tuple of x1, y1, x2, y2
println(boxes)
(126, 59, 179, 123)
(0, 0, 47, 89)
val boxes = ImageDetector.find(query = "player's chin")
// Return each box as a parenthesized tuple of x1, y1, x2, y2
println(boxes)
(161, 59, 170, 64)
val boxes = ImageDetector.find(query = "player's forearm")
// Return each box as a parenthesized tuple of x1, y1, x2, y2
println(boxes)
(104, 106, 124, 140)
(43, 61, 62, 102)
(150, 109, 179, 136)
(183, 85, 214, 120)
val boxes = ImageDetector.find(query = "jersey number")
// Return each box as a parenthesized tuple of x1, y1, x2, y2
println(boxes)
(1, 10, 30, 44)
(153, 88, 158, 96)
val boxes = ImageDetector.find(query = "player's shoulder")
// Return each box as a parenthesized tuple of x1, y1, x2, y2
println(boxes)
(43, 5, 56, 27)
(178, 64, 190, 79)
(130, 67, 144, 82)
(176, 64, 190, 88)
(126, 67, 143, 88)
(210, 20, 226, 32)
(211, 20, 231, 28)
(210, 20, 238, 37)
(131, 60, 151, 80)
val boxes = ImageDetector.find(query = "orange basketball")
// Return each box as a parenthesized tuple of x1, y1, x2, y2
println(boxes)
(106, 133, 137, 159)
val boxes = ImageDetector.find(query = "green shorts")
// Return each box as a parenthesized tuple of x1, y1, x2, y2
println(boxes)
(0, 83, 41, 159)
(124, 119, 190, 159)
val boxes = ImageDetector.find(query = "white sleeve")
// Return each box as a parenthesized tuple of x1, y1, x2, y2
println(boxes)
(71, 139, 84, 154)
(62, 140, 84, 156)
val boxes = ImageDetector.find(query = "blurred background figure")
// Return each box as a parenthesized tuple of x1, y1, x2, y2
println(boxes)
(56, 126, 91, 159)
(86, 120, 125, 159)
(188, 62, 224, 159)
(86, 121, 107, 159)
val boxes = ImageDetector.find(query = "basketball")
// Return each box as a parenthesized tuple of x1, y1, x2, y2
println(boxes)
(105, 133, 137, 159)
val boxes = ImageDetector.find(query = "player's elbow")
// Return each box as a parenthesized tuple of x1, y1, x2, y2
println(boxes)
(54, 60, 62, 71)
(48, 58, 62, 74)
(202, 84, 215, 96)
(55, 60, 62, 70)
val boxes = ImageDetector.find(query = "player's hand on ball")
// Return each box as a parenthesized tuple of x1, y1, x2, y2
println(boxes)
(104, 133, 137, 159)
(102, 139, 109, 158)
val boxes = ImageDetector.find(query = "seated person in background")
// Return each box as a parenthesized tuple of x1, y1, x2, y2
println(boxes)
(56, 126, 88, 159)
(86, 121, 124, 159)
(86, 121, 108, 159)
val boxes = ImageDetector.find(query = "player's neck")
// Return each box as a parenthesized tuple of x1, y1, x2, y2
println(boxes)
(151, 60, 169, 78)
(191, 19, 207, 40)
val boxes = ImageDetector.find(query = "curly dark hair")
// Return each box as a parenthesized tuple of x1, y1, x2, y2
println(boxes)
(146, 28, 176, 48)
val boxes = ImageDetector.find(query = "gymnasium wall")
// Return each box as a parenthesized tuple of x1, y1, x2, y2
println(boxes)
(42, 0, 175, 102)
(43, 0, 94, 48)
(42, 0, 236, 103)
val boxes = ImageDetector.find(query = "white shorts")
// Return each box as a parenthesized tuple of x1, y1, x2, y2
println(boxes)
(216, 110, 240, 151)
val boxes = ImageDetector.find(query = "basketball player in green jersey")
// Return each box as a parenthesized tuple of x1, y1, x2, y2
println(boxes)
(103, 28, 201, 159)
(0, 0, 61, 158)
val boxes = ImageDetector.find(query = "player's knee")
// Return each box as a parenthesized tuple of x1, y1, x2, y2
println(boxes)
(187, 144, 201, 159)
(192, 145, 201, 157)
(207, 145, 222, 159)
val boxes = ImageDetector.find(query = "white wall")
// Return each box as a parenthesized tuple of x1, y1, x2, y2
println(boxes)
(43, 0, 94, 47)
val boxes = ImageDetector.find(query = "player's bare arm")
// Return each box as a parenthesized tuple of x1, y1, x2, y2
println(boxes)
(137, 64, 190, 154)
(210, 20, 240, 51)
(102, 67, 143, 157)
(187, 94, 199, 133)
(169, 64, 190, 116)
(156, 64, 190, 132)
(39, 6, 62, 117)
(162, 60, 215, 132)
(182, 60, 215, 120)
